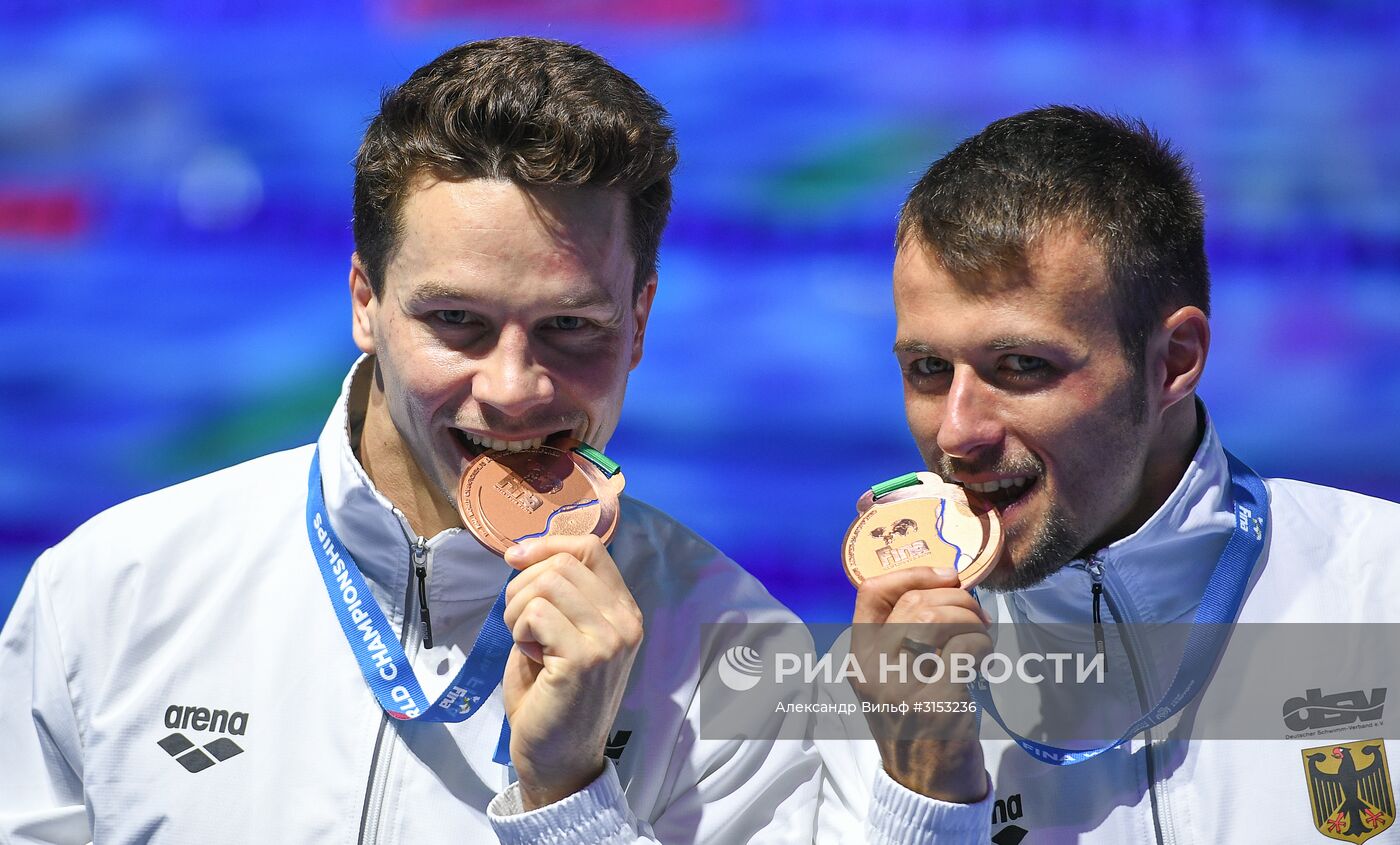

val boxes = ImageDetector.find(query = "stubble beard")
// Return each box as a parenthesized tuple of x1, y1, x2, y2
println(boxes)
(955, 367, 1150, 594)
(933, 450, 1081, 593)
(976, 501, 1080, 593)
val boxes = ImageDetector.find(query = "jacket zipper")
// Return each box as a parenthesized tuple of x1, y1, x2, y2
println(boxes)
(1089, 561, 1107, 666)
(1087, 556, 1171, 845)
(357, 531, 431, 845)
(413, 538, 434, 649)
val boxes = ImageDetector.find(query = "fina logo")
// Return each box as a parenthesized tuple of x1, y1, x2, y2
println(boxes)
(717, 645, 764, 691)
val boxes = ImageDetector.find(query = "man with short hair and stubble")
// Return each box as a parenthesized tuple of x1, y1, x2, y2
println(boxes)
(0, 37, 852, 844)
(819, 107, 1400, 842)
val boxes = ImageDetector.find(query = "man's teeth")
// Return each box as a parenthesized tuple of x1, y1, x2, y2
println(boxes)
(964, 477, 1032, 494)
(463, 433, 545, 452)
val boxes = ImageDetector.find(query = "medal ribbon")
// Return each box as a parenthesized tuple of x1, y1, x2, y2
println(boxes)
(967, 452, 1270, 766)
(305, 449, 516, 764)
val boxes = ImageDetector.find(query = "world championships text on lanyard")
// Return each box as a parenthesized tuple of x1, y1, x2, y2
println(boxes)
(305, 449, 518, 764)
(304, 441, 625, 767)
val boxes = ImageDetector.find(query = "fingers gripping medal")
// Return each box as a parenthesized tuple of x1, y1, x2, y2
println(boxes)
(458, 439, 625, 556)
(843, 472, 1003, 589)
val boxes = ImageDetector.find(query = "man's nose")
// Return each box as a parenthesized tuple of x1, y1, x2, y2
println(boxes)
(472, 327, 553, 417)
(935, 368, 1004, 459)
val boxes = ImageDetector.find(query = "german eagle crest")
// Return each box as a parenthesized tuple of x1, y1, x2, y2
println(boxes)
(1302, 739, 1395, 841)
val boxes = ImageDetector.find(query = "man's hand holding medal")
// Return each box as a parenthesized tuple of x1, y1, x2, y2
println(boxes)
(459, 439, 639, 810)
(844, 472, 1003, 803)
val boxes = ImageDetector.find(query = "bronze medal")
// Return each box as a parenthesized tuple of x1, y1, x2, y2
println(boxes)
(842, 472, 1002, 589)
(457, 441, 625, 557)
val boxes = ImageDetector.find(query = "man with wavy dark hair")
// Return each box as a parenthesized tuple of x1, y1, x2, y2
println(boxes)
(0, 37, 834, 843)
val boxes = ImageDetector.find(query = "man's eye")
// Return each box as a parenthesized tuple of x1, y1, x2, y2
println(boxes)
(437, 310, 470, 325)
(545, 315, 587, 331)
(1004, 354, 1049, 374)
(910, 357, 951, 377)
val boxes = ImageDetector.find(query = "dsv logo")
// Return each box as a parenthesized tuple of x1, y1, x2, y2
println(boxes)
(717, 645, 764, 692)
(1283, 688, 1386, 732)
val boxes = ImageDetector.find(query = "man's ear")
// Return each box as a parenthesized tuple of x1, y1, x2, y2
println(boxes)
(629, 272, 658, 371)
(1152, 305, 1210, 413)
(350, 253, 378, 355)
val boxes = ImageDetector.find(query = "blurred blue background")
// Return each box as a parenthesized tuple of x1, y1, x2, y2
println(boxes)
(3, 0, 1398, 625)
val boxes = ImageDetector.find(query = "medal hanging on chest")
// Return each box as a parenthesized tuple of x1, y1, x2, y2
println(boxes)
(842, 471, 1002, 589)
(457, 438, 625, 555)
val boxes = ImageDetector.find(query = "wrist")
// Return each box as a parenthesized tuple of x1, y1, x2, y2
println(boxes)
(879, 738, 987, 804)
(516, 758, 606, 810)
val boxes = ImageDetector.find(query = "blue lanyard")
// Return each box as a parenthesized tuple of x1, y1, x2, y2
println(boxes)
(968, 452, 1270, 766)
(305, 449, 514, 765)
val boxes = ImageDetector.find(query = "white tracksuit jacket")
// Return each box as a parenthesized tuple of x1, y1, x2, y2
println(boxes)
(0, 360, 958, 845)
(819, 410, 1400, 843)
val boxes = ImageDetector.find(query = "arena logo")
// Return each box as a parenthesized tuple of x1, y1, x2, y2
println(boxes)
(991, 792, 1030, 845)
(164, 704, 249, 735)
(604, 729, 632, 762)
(157, 703, 250, 774)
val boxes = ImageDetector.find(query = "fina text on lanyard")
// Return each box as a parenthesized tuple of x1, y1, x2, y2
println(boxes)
(969, 452, 1269, 766)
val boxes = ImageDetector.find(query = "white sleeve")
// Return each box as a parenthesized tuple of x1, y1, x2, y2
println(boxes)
(487, 750, 991, 845)
(484, 637, 994, 845)
(486, 706, 821, 845)
(0, 554, 92, 844)
(487, 761, 645, 845)
(487, 617, 823, 845)
(815, 735, 993, 844)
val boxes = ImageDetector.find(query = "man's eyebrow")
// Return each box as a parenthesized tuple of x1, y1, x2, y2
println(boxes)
(987, 335, 1055, 351)
(552, 290, 617, 310)
(405, 282, 470, 303)
(893, 338, 937, 355)
(893, 336, 1064, 355)
(403, 284, 617, 311)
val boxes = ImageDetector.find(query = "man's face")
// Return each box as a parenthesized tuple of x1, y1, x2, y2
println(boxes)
(351, 177, 653, 510)
(893, 229, 1153, 591)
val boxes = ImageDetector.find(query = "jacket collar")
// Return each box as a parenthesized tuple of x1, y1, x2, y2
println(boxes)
(315, 356, 513, 603)
(1004, 402, 1238, 626)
